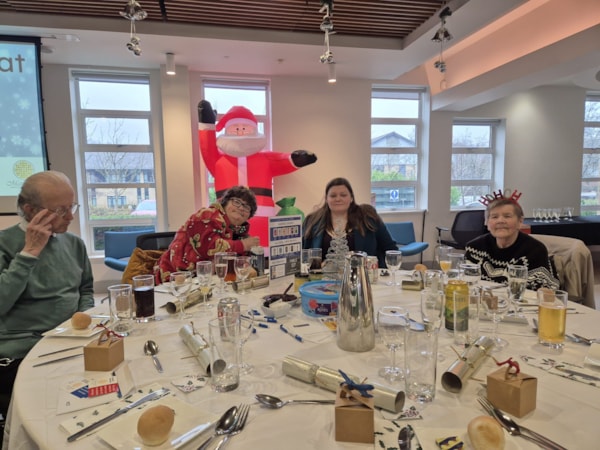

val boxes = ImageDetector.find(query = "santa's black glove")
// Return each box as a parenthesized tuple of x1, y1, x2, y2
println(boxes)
(291, 150, 317, 167)
(198, 100, 217, 124)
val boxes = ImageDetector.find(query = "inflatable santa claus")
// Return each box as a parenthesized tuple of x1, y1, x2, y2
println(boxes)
(198, 100, 317, 246)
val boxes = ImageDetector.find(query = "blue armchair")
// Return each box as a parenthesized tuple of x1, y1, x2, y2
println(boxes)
(386, 222, 429, 259)
(104, 229, 154, 272)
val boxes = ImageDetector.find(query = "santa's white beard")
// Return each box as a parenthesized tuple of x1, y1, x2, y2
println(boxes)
(217, 135, 267, 157)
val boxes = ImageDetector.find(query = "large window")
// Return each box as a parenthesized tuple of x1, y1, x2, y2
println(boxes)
(371, 88, 423, 210)
(201, 79, 270, 202)
(72, 73, 157, 252)
(451, 120, 499, 209)
(582, 93, 600, 215)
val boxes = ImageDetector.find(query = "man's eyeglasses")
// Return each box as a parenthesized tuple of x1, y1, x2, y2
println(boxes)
(230, 198, 251, 213)
(37, 203, 80, 217)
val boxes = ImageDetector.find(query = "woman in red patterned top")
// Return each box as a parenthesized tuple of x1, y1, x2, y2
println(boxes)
(156, 186, 260, 283)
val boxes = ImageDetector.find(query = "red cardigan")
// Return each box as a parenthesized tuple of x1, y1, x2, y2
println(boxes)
(155, 203, 248, 283)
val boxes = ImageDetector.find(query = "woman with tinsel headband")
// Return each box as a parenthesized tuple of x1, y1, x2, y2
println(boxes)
(464, 191, 559, 291)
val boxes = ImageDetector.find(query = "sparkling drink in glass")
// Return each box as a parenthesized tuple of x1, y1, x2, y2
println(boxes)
(196, 260, 214, 310)
(537, 289, 568, 349)
(508, 264, 528, 302)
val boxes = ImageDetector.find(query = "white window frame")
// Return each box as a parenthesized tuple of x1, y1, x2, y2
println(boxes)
(451, 119, 501, 210)
(201, 78, 271, 203)
(71, 71, 160, 253)
(371, 87, 424, 211)
(582, 92, 600, 215)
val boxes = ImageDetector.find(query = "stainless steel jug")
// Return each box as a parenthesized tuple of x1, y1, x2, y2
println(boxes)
(337, 252, 375, 352)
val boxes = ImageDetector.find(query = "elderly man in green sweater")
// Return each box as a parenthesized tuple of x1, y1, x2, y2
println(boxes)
(0, 170, 94, 431)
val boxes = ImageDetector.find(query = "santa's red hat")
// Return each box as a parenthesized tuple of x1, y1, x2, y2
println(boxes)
(216, 106, 258, 132)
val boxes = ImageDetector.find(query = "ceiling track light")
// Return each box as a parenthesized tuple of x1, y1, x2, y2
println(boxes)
(319, 0, 337, 83)
(120, 0, 148, 57)
(432, 6, 452, 75)
(166, 53, 176, 75)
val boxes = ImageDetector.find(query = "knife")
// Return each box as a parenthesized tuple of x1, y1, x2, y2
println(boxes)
(37, 345, 83, 358)
(32, 353, 83, 367)
(554, 366, 600, 382)
(66, 388, 170, 442)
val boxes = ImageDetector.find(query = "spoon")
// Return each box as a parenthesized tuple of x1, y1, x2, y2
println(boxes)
(197, 406, 238, 450)
(255, 393, 335, 409)
(488, 402, 567, 450)
(143, 340, 163, 373)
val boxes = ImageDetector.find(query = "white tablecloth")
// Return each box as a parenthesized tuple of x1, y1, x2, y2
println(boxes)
(5, 275, 600, 449)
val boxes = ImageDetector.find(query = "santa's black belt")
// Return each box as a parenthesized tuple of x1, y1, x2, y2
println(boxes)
(217, 187, 272, 198)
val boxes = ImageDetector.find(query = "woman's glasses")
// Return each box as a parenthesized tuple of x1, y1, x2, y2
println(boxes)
(230, 198, 251, 213)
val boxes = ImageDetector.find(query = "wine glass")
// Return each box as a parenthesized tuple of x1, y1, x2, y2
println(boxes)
(169, 271, 193, 320)
(377, 306, 410, 382)
(460, 263, 481, 286)
(507, 264, 528, 303)
(482, 288, 511, 351)
(437, 245, 452, 277)
(214, 252, 230, 295)
(196, 260, 213, 311)
(384, 250, 402, 286)
(237, 305, 254, 375)
(234, 256, 252, 294)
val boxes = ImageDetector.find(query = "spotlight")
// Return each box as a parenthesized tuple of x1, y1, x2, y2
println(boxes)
(320, 50, 334, 64)
(434, 60, 446, 73)
(126, 35, 142, 56)
(328, 62, 336, 84)
(432, 26, 452, 43)
(320, 17, 334, 32)
(120, 0, 148, 21)
(166, 53, 176, 75)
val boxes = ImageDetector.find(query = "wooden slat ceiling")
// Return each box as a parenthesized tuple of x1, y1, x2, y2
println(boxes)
(0, 0, 447, 39)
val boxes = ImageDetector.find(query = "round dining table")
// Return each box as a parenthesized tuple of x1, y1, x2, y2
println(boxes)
(4, 271, 600, 450)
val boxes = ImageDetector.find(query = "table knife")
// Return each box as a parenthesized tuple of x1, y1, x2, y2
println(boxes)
(32, 353, 83, 367)
(37, 345, 83, 358)
(66, 388, 169, 442)
(554, 366, 600, 382)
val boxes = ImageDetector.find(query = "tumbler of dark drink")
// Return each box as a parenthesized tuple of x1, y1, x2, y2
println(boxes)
(132, 274, 155, 321)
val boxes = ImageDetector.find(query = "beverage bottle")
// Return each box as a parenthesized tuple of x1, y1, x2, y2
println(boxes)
(250, 246, 265, 276)
(444, 279, 469, 330)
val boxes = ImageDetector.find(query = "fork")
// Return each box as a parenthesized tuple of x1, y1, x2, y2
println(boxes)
(214, 404, 250, 450)
(477, 397, 565, 450)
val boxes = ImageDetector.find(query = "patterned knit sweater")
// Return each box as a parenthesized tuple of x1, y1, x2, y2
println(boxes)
(465, 232, 560, 290)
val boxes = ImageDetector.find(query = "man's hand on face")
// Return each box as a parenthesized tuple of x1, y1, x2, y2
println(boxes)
(23, 209, 57, 257)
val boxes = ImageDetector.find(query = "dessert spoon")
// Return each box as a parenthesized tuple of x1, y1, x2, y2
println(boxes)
(255, 393, 334, 409)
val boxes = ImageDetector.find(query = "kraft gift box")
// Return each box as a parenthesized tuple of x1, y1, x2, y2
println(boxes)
(334, 386, 375, 444)
(84, 331, 124, 372)
(487, 367, 537, 417)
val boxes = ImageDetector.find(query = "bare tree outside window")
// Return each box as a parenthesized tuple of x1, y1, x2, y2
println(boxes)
(73, 73, 157, 251)
(581, 96, 600, 214)
(451, 122, 497, 209)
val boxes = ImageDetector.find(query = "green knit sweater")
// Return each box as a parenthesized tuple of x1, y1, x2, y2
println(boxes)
(0, 224, 94, 359)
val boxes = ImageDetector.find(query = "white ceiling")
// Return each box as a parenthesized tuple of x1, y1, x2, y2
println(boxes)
(1, 0, 599, 111)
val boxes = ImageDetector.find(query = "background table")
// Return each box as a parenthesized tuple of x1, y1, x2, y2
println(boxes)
(6, 274, 600, 449)
(524, 216, 600, 245)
